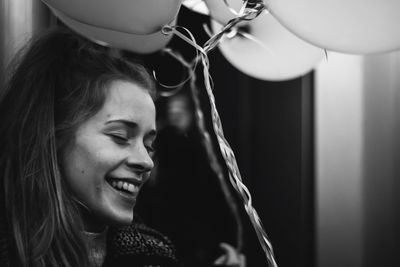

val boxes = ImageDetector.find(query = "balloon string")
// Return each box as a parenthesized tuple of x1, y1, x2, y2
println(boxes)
(203, 3, 266, 53)
(199, 51, 278, 267)
(203, 19, 281, 75)
(152, 48, 192, 95)
(154, 25, 204, 91)
(162, 25, 205, 54)
(156, 46, 245, 250)
(162, 1, 278, 266)
(324, 49, 329, 61)
(223, 0, 264, 18)
(232, 29, 282, 77)
(222, 0, 245, 17)
(188, 66, 245, 252)
(236, 30, 274, 57)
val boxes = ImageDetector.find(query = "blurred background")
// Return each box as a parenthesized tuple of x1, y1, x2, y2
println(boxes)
(1, 1, 399, 266)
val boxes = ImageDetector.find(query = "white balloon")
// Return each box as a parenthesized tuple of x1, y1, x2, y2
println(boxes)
(204, 0, 244, 24)
(266, 0, 400, 54)
(42, 0, 182, 35)
(50, 7, 175, 54)
(205, 0, 324, 80)
(211, 11, 324, 81)
(182, 0, 209, 15)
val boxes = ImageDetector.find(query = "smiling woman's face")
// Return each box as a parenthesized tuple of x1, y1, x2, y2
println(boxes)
(61, 80, 156, 231)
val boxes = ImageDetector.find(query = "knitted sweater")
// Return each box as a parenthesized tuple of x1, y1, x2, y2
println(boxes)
(104, 219, 180, 267)
(0, 215, 180, 267)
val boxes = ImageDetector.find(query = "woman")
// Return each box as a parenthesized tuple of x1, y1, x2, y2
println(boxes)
(0, 25, 245, 267)
(0, 26, 178, 267)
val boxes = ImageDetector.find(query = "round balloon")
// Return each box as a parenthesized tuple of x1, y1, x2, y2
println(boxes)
(204, 0, 244, 24)
(42, 0, 182, 35)
(266, 0, 400, 54)
(182, 0, 209, 15)
(211, 11, 324, 81)
(50, 7, 175, 54)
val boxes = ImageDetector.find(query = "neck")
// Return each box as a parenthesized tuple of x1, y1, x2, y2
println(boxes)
(79, 208, 107, 233)
(83, 227, 108, 267)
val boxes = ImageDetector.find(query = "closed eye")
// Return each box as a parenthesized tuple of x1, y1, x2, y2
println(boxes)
(108, 133, 129, 145)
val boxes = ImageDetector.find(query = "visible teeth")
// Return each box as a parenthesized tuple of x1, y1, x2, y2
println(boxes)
(123, 183, 128, 190)
(110, 179, 138, 194)
(128, 184, 135, 193)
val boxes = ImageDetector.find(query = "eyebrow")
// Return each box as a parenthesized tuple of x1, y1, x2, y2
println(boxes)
(105, 119, 157, 138)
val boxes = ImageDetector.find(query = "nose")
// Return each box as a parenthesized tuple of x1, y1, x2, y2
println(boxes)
(125, 143, 154, 173)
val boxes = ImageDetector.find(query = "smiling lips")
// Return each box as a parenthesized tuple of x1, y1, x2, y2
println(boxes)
(107, 178, 140, 195)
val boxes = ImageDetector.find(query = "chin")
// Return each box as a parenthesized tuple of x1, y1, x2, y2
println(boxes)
(99, 207, 135, 227)
(97, 186, 138, 227)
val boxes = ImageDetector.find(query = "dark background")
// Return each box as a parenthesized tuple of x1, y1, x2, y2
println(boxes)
(136, 7, 315, 267)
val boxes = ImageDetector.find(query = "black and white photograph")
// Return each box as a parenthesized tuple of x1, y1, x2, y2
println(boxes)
(1, 1, 399, 266)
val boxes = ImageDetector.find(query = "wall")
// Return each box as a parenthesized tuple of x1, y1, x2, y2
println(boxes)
(315, 50, 400, 267)
(0, 0, 50, 83)
(315, 53, 364, 267)
(363, 52, 400, 267)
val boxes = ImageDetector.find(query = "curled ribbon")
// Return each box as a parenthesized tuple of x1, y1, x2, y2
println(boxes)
(156, 1, 278, 266)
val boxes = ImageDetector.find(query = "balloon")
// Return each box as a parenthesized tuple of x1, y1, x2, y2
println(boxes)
(50, 7, 175, 54)
(265, 0, 400, 54)
(211, 14, 324, 81)
(206, 0, 324, 81)
(204, 0, 243, 24)
(182, 0, 209, 15)
(42, 0, 182, 35)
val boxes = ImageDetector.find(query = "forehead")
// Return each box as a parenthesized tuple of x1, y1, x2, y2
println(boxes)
(100, 80, 156, 124)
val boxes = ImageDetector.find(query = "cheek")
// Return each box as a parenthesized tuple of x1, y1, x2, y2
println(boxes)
(61, 133, 126, 194)
(62, 144, 105, 192)
(63, 153, 93, 192)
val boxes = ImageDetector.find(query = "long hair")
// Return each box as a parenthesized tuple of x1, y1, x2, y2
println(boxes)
(0, 26, 156, 267)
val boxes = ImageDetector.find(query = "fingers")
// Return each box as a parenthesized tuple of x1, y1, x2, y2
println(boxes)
(214, 254, 227, 265)
(213, 242, 246, 267)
